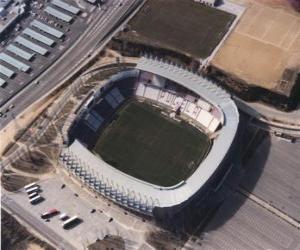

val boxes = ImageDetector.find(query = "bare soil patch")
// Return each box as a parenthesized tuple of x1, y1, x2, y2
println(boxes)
(1, 169, 39, 192)
(1, 209, 54, 250)
(11, 150, 54, 174)
(88, 235, 125, 250)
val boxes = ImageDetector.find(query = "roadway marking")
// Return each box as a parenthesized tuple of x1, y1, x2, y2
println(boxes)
(238, 188, 300, 230)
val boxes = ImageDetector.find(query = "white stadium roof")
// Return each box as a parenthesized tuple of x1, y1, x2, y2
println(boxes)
(65, 57, 239, 209)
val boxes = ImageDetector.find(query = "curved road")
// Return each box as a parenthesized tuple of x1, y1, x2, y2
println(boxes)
(0, 0, 143, 130)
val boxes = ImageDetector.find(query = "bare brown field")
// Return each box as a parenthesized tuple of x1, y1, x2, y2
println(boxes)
(211, 1, 300, 90)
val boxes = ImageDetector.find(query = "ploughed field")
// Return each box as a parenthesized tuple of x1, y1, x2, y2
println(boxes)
(118, 0, 235, 58)
(93, 100, 211, 187)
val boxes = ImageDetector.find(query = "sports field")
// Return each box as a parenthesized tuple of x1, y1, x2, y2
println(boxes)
(212, 1, 300, 90)
(119, 0, 235, 58)
(94, 101, 211, 187)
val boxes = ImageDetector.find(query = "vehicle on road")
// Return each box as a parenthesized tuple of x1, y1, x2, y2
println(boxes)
(41, 208, 60, 219)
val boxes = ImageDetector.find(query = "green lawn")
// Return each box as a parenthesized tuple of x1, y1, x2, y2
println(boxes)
(93, 100, 211, 187)
(119, 0, 235, 58)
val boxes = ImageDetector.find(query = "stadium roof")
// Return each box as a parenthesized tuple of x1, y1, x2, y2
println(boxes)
(15, 36, 48, 55)
(52, 0, 80, 14)
(0, 78, 6, 87)
(23, 28, 55, 46)
(6, 44, 34, 60)
(66, 57, 239, 208)
(0, 52, 30, 72)
(0, 64, 14, 78)
(45, 6, 73, 22)
(31, 20, 64, 38)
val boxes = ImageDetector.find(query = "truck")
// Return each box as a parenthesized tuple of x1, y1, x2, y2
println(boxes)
(26, 186, 40, 194)
(24, 182, 38, 190)
(41, 208, 60, 219)
(30, 195, 43, 204)
(62, 216, 81, 229)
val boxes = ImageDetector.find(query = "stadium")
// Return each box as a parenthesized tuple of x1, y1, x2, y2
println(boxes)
(60, 56, 239, 224)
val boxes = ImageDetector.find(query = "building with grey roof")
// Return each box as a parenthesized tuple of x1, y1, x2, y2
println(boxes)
(31, 20, 64, 38)
(15, 36, 48, 55)
(0, 52, 30, 72)
(23, 28, 55, 46)
(6, 44, 35, 60)
(52, 0, 80, 14)
(45, 6, 73, 22)
(0, 64, 14, 78)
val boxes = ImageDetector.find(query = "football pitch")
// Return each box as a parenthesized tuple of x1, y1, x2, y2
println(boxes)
(93, 100, 211, 187)
(118, 0, 235, 58)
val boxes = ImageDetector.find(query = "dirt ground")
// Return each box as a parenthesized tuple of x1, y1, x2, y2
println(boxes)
(1, 209, 54, 250)
(0, 95, 55, 157)
(1, 169, 39, 192)
(10, 150, 54, 175)
(211, 0, 300, 90)
(88, 235, 125, 250)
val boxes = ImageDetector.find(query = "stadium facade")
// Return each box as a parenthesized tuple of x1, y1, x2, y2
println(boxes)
(60, 56, 239, 225)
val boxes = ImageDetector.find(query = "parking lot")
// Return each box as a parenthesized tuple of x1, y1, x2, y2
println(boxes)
(6, 174, 148, 249)
(0, 0, 92, 107)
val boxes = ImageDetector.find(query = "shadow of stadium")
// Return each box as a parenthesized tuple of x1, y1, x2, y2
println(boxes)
(190, 112, 272, 236)
(155, 112, 271, 242)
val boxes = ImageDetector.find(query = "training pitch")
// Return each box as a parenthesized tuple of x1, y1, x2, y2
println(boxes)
(93, 100, 211, 187)
(119, 0, 235, 58)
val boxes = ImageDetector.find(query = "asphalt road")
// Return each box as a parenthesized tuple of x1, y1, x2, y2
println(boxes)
(1, 194, 76, 250)
(0, 0, 143, 130)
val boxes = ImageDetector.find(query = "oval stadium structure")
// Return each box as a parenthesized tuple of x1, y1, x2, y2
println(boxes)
(60, 56, 239, 225)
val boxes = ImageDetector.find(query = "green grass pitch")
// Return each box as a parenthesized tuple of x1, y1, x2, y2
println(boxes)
(119, 0, 235, 58)
(93, 100, 211, 187)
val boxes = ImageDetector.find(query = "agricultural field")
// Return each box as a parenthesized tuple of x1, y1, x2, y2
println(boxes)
(94, 100, 211, 187)
(118, 0, 235, 58)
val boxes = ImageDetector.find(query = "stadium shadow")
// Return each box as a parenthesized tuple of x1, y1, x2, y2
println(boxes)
(194, 112, 272, 236)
